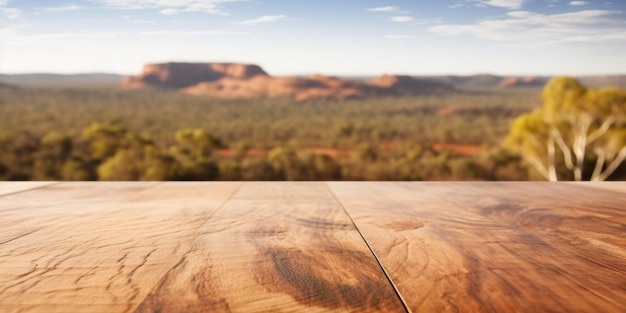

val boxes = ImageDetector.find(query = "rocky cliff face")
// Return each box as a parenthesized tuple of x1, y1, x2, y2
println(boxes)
(367, 75, 454, 94)
(183, 74, 365, 101)
(498, 76, 546, 88)
(123, 62, 454, 100)
(122, 62, 268, 89)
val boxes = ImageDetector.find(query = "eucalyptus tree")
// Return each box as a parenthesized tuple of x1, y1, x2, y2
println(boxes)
(168, 129, 220, 180)
(506, 77, 626, 181)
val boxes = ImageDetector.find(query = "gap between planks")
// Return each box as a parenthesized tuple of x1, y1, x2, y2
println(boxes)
(324, 182, 411, 313)
(129, 182, 245, 312)
(132, 182, 406, 312)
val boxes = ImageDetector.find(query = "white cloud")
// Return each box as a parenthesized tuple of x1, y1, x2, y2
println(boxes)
(2, 7, 21, 19)
(569, 1, 589, 5)
(506, 10, 535, 18)
(451, 0, 526, 9)
(3, 29, 249, 45)
(476, 0, 525, 9)
(128, 18, 155, 23)
(3, 31, 120, 45)
(390, 16, 413, 22)
(38, 4, 81, 12)
(366, 6, 398, 12)
(160, 8, 179, 14)
(139, 30, 250, 36)
(429, 10, 626, 44)
(414, 17, 443, 25)
(94, 0, 245, 14)
(236, 14, 287, 25)
(448, 3, 465, 8)
(384, 34, 415, 39)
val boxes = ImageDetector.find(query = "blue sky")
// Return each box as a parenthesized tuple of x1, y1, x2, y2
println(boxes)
(1, 0, 625, 75)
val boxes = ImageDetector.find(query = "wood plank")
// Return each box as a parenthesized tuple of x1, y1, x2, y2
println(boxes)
(566, 181, 626, 194)
(0, 182, 242, 313)
(134, 182, 405, 313)
(328, 182, 626, 313)
(0, 182, 57, 197)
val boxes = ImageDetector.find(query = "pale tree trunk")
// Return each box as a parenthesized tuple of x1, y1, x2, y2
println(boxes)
(590, 149, 606, 181)
(592, 147, 626, 181)
(522, 151, 551, 181)
(552, 128, 574, 171)
(522, 132, 556, 181)
(570, 114, 591, 181)
(568, 115, 615, 181)
(525, 113, 618, 182)
(588, 117, 615, 143)
(547, 136, 558, 181)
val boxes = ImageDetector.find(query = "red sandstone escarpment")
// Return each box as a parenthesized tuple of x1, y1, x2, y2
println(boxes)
(122, 62, 268, 89)
(123, 62, 454, 100)
(183, 74, 365, 101)
(366, 75, 454, 95)
(498, 76, 546, 88)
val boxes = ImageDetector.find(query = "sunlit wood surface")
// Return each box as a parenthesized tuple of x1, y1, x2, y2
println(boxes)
(0, 182, 624, 313)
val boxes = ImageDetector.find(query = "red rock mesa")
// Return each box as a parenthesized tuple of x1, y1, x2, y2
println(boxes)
(123, 62, 454, 100)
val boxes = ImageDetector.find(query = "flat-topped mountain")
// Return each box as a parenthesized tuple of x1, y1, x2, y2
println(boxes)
(2, 68, 623, 91)
(122, 63, 268, 89)
(183, 74, 365, 101)
(429, 74, 547, 89)
(498, 76, 546, 88)
(122, 62, 454, 100)
(367, 75, 454, 93)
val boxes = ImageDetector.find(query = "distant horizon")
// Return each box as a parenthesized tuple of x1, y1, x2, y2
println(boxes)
(2, 64, 625, 78)
(1, 1, 625, 76)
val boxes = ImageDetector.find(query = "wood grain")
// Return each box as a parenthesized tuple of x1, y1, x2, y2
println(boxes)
(134, 182, 405, 313)
(0, 182, 57, 197)
(328, 182, 626, 313)
(567, 181, 626, 194)
(0, 182, 242, 313)
(2, 182, 625, 313)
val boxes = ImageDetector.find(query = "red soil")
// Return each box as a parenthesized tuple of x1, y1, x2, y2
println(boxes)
(431, 143, 483, 156)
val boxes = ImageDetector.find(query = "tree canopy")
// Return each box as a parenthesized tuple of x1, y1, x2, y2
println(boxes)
(506, 77, 626, 181)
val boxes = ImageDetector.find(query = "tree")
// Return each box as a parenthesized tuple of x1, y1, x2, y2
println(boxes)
(0, 131, 39, 180)
(506, 77, 626, 181)
(61, 158, 94, 180)
(82, 123, 177, 180)
(169, 129, 220, 180)
(32, 132, 73, 180)
(97, 145, 177, 180)
(267, 147, 300, 180)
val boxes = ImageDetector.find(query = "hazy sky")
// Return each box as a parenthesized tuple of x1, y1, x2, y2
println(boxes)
(1, 0, 625, 75)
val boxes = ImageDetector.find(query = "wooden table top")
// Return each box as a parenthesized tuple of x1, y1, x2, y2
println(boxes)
(0, 182, 624, 313)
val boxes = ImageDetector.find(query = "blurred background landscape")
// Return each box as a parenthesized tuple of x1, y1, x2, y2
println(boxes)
(1, 0, 625, 181)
